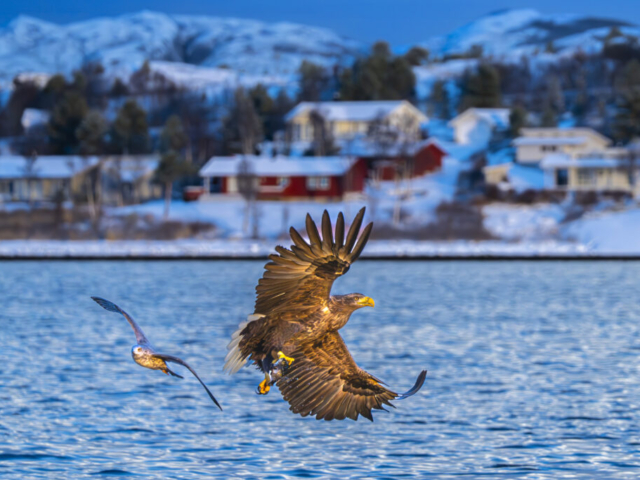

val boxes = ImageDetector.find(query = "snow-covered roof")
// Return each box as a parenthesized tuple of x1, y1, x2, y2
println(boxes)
(0, 156, 98, 179)
(448, 108, 510, 130)
(540, 154, 622, 169)
(102, 156, 159, 182)
(513, 136, 587, 147)
(285, 101, 426, 122)
(200, 155, 357, 177)
(340, 136, 446, 157)
(520, 127, 611, 145)
(21, 109, 50, 130)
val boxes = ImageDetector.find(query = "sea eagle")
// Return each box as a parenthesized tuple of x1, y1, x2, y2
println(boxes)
(224, 208, 426, 421)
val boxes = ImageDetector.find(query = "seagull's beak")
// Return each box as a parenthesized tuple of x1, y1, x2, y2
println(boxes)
(358, 296, 375, 308)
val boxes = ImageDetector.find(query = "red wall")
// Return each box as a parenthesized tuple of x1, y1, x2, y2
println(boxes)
(365, 142, 446, 181)
(414, 143, 445, 176)
(215, 158, 367, 199)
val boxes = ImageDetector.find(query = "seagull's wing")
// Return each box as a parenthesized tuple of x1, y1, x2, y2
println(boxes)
(91, 297, 151, 346)
(155, 353, 223, 411)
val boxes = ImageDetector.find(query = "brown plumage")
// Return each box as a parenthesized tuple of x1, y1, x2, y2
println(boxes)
(224, 207, 426, 421)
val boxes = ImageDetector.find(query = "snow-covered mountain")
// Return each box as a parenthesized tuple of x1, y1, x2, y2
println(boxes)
(425, 8, 639, 58)
(0, 11, 362, 86)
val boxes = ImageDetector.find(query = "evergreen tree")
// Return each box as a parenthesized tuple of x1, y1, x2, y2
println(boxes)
(459, 64, 501, 110)
(430, 79, 450, 118)
(110, 78, 129, 98)
(404, 46, 429, 66)
(156, 115, 194, 219)
(509, 106, 527, 137)
(613, 89, 640, 142)
(223, 88, 263, 154)
(615, 59, 640, 95)
(76, 110, 108, 155)
(160, 115, 188, 153)
(572, 73, 589, 124)
(248, 84, 279, 140)
(339, 41, 416, 101)
(110, 100, 149, 154)
(0, 79, 41, 136)
(155, 151, 194, 219)
(541, 107, 557, 127)
(48, 91, 88, 154)
(298, 61, 330, 101)
(546, 75, 565, 114)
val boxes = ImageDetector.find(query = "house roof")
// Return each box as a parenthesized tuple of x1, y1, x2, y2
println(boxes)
(520, 127, 611, 146)
(448, 108, 511, 130)
(540, 154, 622, 169)
(0, 156, 98, 179)
(285, 101, 427, 123)
(513, 136, 587, 147)
(342, 137, 447, 158)
(200, 155, 358, 178)
(102, 156, 160, 182)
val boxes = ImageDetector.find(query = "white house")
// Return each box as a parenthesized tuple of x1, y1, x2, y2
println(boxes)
(514, 128, 612, 165)
(540, 152, 638, 194)
(285, 101, 427, 143)
(448, 108, 510, 145)
(0, 156, 98, 202)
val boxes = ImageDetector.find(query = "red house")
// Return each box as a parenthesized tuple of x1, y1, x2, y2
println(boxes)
(356, 138, 447, 182)
(199, 155, 367, 201)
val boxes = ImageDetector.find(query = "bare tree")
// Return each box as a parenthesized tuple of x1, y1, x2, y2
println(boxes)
(392, 112, 421, 226)
(308, 109, 336, 156)
(22, 151, 39, 206)
(626, 139, 640, 192)
(236, 157, 260, 238)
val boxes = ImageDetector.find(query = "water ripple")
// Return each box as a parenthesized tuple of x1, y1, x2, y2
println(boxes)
(2, 260, 640, 478)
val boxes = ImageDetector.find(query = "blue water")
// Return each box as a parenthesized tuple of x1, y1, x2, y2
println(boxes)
(1, 261, 640, 479)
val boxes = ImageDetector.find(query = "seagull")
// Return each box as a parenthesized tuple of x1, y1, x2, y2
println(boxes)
(91, 296, 222, 411)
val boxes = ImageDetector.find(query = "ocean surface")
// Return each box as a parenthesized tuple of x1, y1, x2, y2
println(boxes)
(2, 260, 640, 479)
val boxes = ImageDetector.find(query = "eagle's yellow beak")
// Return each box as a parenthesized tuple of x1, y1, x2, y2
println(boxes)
(358, 296, 375, 308)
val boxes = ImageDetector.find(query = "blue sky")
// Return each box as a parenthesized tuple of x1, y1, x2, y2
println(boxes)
(1, 0, 639, 45)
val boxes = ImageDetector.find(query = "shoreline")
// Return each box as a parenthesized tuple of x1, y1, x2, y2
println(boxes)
(0, 239, 637, 260)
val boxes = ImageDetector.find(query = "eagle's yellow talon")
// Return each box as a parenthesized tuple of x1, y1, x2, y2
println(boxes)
(277, 351, 295, 366)
(257, 378, 270, 395)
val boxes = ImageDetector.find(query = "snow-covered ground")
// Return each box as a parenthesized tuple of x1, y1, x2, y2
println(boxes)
(483, 203, 566, 241)
(0, 238, 592, 259)
(564, 208, 640, 254)
(116, 156, 465, 238)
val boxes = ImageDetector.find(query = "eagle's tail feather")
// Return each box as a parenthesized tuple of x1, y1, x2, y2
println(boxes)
(223, 314, 265, 375)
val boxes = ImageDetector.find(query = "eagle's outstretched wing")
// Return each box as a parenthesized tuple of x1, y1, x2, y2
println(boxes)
(254, 207, 372, 315)
(276, 331, 427, 421)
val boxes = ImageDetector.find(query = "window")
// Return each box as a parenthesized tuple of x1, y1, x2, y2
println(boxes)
(542, 145, 557, 152)
(556, 169, 568, 186)
(307, 176, 330, 191)
(278, 177, 289, 188)
(577, 168, 596, 186)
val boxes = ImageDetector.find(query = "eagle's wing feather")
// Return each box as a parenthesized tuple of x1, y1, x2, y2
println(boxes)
(276, 331, 427, 421)
(254, 207, 372, 315)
